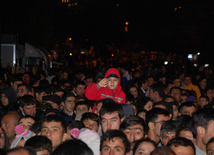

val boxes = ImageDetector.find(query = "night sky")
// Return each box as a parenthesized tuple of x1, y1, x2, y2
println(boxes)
(1, 0, 214, 56)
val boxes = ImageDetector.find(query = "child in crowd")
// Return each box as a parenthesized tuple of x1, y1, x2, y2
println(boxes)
(85, 68, 126, 112)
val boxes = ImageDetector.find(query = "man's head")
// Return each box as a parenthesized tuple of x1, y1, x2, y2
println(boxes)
(146, 108, 170, 143)
(184, 74, 192, 86)
(178, 102, 196, 117)
(81, 112, 99, 132)
(147, 76, 155, 87)
(192, 108, 214, 149)
(17, 84, 32, 98)
(25, 135, 52, 155)
(10, 73, 23, 92)
(74, 101, 89, 114)
(43, 95, 62, 110)
(19, 95, 37, 117)
(133, 138, 156, 155)
(120, 116, 146, 149)
(74, 81, 86, 97)
(6, 147, 36, 155)
(167, 137, 195, 155)
(148, 83, 165, 102)
(170, 87, 181, 103)
(84, 76, 94, 87)
(61, 93, 76, 114)
(100, 101, 124, 133)
(41, 115, 68, 151)
(100, 130, 130, 155)
(206, 137, 214, 155)
(1, 112, 21, 144)
(137, 77, 148, 90)
(160, 120, 177, 146)
(34, 86, 46, 104)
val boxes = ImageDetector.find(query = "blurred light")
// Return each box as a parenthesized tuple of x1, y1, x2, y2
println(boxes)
(188, 54, 193, 60)
(68, 4, 72, 7)
(179, 6, 181, 9)
(205, 64, 209, 67)
(125, 22, 129, 25)
(116, 4, 119, 7)
(125, 26, 128, 32)
(171, 62, 173, 64)
(197, 52, 200, 55)
(69, 53, 72, 56)
(69, 38, 72, 41)
(194, 64, 198, 67)
(174, 8, 177, 12)
(111, 54, 114, 57)
(74, 3, 78, 5)
(164, 61, 168, 65)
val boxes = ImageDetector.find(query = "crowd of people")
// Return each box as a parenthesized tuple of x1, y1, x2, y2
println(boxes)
(0, 60, 214, 155)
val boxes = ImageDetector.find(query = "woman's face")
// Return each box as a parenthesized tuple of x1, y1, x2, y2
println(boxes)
(0, 127, 5, 149)
(129, 87, 138, 98)
(144, 101, 153, 111)
(1, 93, 9, 106)
(134, 141, 156, 155)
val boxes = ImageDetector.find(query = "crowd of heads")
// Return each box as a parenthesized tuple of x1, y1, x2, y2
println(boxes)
(0, 62, 213, 155)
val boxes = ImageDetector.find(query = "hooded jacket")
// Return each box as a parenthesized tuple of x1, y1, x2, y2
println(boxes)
(85, 68, 126, 105)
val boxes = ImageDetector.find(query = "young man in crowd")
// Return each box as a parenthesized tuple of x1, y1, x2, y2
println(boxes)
(146, 108, 170, 145)
(81, 112, 99, 132)
(60, 92, 76, 122)
(120, 116, 146, 149)
(41, 114, 68, 151)
(100, 100, 125, 133)
(100, 130, 130, 155)
(160, 120, 177, 146)
(192, 108, 214, 155)
(178, 102, 196, 117)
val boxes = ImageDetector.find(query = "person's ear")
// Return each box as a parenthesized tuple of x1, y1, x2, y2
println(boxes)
(197, 126, 205, 138)
(62, 133, 68, 142)
(61, 102, 65, 107)
(121, 117, 125, 123)
(19, 106, 23, 112)
(148, 122, 155, 130)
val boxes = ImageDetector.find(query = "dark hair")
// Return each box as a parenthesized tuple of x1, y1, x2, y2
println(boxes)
(120, 116, 147, 135)
(39, 79, 49, 89)
(19, 115, 36, 123)
(25, 136, 52, 154)
(146, 108, 170, 125)
(34, 86, 46, 96)
(206, 137, 214, 150)
(176, 123, 193, 138)
(100, 130, 130, 153)
(41, 114, 67, 133)
(178, 102, 196, 113)
(29, 120, 42, 135)
(137, 77, 147, 88)
(151, 146, 176, 155)
(52, 139, 93, 155)
(11, 73, 23, 83)
(169, 87, 181, 94)
(81, 112, 99, 125)
(192, 108, 214, 138)
(75, 101, 89, 111)
(133, 138, 157, 155)
(67, 120, 85, 130)
(74, 81, 86, 88)
(153, 101, 173, 117)
(19, 95, 36, 108)
(199, 95, 209, 102)
(6, 147, 36, 155)
(100, 101, 124, 119)
(150, 83, 165, 98)
(61, 92, 75, 102)
(160, 120, 177, 138)
(167, 137, 195, 154)
(17, 84, 32, 92)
